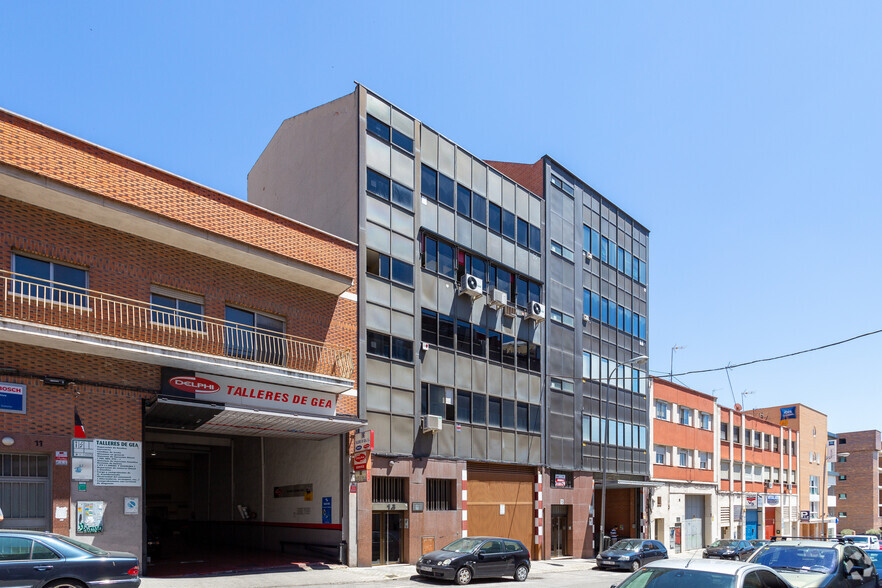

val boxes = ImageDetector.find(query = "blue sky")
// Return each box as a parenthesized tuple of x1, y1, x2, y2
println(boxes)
(2, 2, 880, 433)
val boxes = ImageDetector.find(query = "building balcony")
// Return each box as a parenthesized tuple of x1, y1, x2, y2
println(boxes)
(0, 270, 353, 391)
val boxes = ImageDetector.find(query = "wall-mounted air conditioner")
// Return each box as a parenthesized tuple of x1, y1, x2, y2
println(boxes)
(488, 287, 507, 309)
(459, 274, 483, 299)
(527, 302, 545, 322)
(421, 414, 443, 433)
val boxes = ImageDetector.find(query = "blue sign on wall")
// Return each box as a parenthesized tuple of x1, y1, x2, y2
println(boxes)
(779, 406, 797, 421)
(0, 382, 26, 414)
(322, 496, 332, 524)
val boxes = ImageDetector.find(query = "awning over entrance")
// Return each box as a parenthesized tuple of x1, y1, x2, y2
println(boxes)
(145, 397, 365, 439)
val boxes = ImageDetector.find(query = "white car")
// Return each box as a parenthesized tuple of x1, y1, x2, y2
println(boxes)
(846, 535, 882, 551)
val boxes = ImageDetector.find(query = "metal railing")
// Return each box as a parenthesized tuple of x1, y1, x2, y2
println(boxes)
(0, 270, 353, 379)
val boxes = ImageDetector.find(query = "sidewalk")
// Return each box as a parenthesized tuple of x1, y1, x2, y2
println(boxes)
(140, 558, 600, 588)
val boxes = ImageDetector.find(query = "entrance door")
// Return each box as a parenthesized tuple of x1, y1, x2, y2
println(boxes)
(745, 510, 758, 541)
(683, 495, 705, 550)
(550, 505, 568, 557)
(764, 509, 776, 539)
(0, 453, 51, 531)
(372, 512, 402, 565)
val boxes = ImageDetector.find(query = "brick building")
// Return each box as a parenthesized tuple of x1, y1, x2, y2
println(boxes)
(832, 430, 882, 534)
(747, 404, 831, 537)
(0, 108, 361, 571)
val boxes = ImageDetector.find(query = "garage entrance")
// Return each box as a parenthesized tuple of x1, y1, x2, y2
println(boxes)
(466, 464, 535, 558)
(0, 453, 50, 531)
(683, 495, 705, 550)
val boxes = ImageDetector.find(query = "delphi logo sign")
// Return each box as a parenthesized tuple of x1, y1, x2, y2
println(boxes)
(169, 376, 220, 394)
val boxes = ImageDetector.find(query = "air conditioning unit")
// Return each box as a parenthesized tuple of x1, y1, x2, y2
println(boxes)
(459, 274, 483, 299)
(421, 342, 430, 352)
(487, 287, 507, 309)
(527, 302, 545, 322)
(421, 415, 443, 433)
(583, 314, 590, 323)
(583, 250, 593, 262)
(503, 304, 517, 318)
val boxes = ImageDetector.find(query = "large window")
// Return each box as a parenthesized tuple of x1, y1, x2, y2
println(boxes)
(421, 383, 454, 420)
(12, 253, 88, 307)
(150, 289, 204, 331)
(224, 306, 285, 365)
(367, 331, 413, 362)
(367, 249, 413, 287)
(426, 479, 455, 511)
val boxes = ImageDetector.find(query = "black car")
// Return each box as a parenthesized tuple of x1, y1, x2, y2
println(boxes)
(0, 529, 141, 587)
(416, 536, 530, 585)
(748, 538, 878, 587)
(596, 539, 668, 572)
(704, 539, 756, 561)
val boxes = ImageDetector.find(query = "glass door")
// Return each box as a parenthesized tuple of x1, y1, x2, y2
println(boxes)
(550, 505, 568, 557)
(371, 512, 402, 564)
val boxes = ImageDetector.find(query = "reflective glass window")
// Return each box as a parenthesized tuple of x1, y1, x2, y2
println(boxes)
(421, 165, 437, 199)
(438, 173, 455, 208)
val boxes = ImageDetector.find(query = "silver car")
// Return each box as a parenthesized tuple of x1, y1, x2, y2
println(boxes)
(610, 558, 794, 588)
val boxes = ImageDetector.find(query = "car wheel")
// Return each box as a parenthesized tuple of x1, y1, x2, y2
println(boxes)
(44, 581, 86, 588)
(514, 563, 529, 582)
(455, 566, 473, 585)
(631, 559, 641, 572)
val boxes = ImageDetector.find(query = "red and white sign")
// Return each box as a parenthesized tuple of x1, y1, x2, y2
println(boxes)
(55, 451, 69, 466)
(554, 474, 566, 488)
(351, 451, 370, 470)
(168, 372, 337, 417)
(353, 430, 374, 452)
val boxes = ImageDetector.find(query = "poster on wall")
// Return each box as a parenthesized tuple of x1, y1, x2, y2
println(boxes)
(76, 501, 105, 534)
(93, 440, 141, 487)
(0, 382, 26, 414)
(71, 457, 93, 481)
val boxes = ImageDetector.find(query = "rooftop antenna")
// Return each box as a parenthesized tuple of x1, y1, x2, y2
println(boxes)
(741, 390, 755, 412)
(670, 345, 685, 380)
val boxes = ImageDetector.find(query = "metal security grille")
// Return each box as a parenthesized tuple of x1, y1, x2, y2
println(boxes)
(426, 479, 455, 511)
(0, 453, 50, 531)
(372, 476, 406, 504)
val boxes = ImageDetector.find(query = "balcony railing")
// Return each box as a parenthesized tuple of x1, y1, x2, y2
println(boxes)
(1, 270, 353, 380)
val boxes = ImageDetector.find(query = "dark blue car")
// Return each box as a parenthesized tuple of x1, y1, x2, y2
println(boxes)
(0, 530, 140, 587)
(596, 539, 668, 572)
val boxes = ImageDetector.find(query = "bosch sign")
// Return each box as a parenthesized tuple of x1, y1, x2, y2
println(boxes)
(169, 376, 221, 394)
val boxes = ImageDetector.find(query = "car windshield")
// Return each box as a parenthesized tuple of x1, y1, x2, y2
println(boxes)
(709, 540, 737, 548)
(610, 539, 644, 551)
(847, 536, 870, 545)
(52, 534, 109, 556)
(617, 567, 735, 588)
(441, 538, 484, 553)
(751, 546, 838, 573)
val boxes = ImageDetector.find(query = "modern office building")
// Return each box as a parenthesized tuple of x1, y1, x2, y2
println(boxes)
(489, 157, 650, 556)
(832, 430, 882, 534)
(250, 86, 546, 565)
(748, 404, 832, 537)
(0, 108, 360, 573)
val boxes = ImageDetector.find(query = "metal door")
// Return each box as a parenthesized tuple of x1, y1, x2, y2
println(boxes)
(371, 512, 402, 565)
(683, 495, 705, 551)
(0, 453, 51, 531)
(550, 505, 568, 557)
(745, 509, 758, 541)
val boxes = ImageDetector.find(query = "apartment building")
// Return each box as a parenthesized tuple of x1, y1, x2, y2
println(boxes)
(719, 406, 800, 540)
(0, 108, 360, 571)
(748, 404, 831, 537)
(249, 86, 546, 565)
(833, 430, 882, 534)
(489, 158, 650, 557)
(648, 379, 717, 552)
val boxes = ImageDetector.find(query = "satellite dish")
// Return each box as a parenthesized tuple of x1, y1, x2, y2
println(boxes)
(734, 403, 743, 412)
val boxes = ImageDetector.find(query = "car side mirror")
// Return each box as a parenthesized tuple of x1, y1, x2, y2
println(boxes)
(477, 550, 485, 559)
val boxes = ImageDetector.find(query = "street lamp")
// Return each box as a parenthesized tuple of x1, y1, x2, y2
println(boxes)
(598, 354, 648, 553)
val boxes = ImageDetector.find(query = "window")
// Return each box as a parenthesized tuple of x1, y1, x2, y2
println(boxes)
(679, 407, 692, 426)
(0, 537, 46, 561)
(550, 240, 574, 262)
(391, 128, 413, 153)
(502, 399, 515, 429)
(720, 422, 729, 441)
(366, 168, 391, 200)
(438, 173, 455, 208)
(421, 383, 454, 420)
(366, 331, 413, 362)
(839, 474, 847, 481)
(550, 379, 574, 393)
(699, 452, 711, 469)
(426, 479, 455, 510)
(224, 306, 285, 365)
(678, 449, 690, 467)
(550, 309, 575, 327)
(529, 404, 540, 433)
(700, 413, 712, 430)
(502, 210, 516, 241)
(456, 390, 471, 422)
(421, 165, 437, 200)
(456, 320, 471, 354)
(421, 309, 438, 346)
(839, 512, 848, 518)
(488, 331, 502, 362)
(488, 203, 502, 234)
(839, 437, 846, 445)
(457, 185, 471, 217)
(368, 249, 413, 287)
(839, 493, 847, 499)
(150, 289, 204, 331)
(366, 114, 390, 141)
(529, 225, 541, 253)
(754, 430, 762, 448)
(472, 325, 487, 358)
(438, 314, 454, 349)
(516, 402, 528, 431)
(12, 253, 88, 307)
(655, 400, 669, 420)
(472, 193, 486, 225)
(472, 393, 486, 424)
(516, 218, 529, 248)
(437, 241, 455, 279)
(721, 461, 730, 479)
(655, 445, 670, 466)
(733, 426, 741, 444)
(550, 174, 574, 196)
(391, 181, 413, 210)
(809, 475, 820, 495)
(488, 396, 502, 427)
(838, 456, 847, 463)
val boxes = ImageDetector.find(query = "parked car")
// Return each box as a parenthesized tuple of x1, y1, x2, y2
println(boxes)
(863, 550, 882, 587)
(416, 536, 530, 585)
(751, 539, 772, 550)
(596, 539, 668, 572)
(846, 535, 882, 551)
(748, 538, 878, 587)
(704, 539, 756, 561)
(609, 558, 795, 588)
(0, 529, 140, 587)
